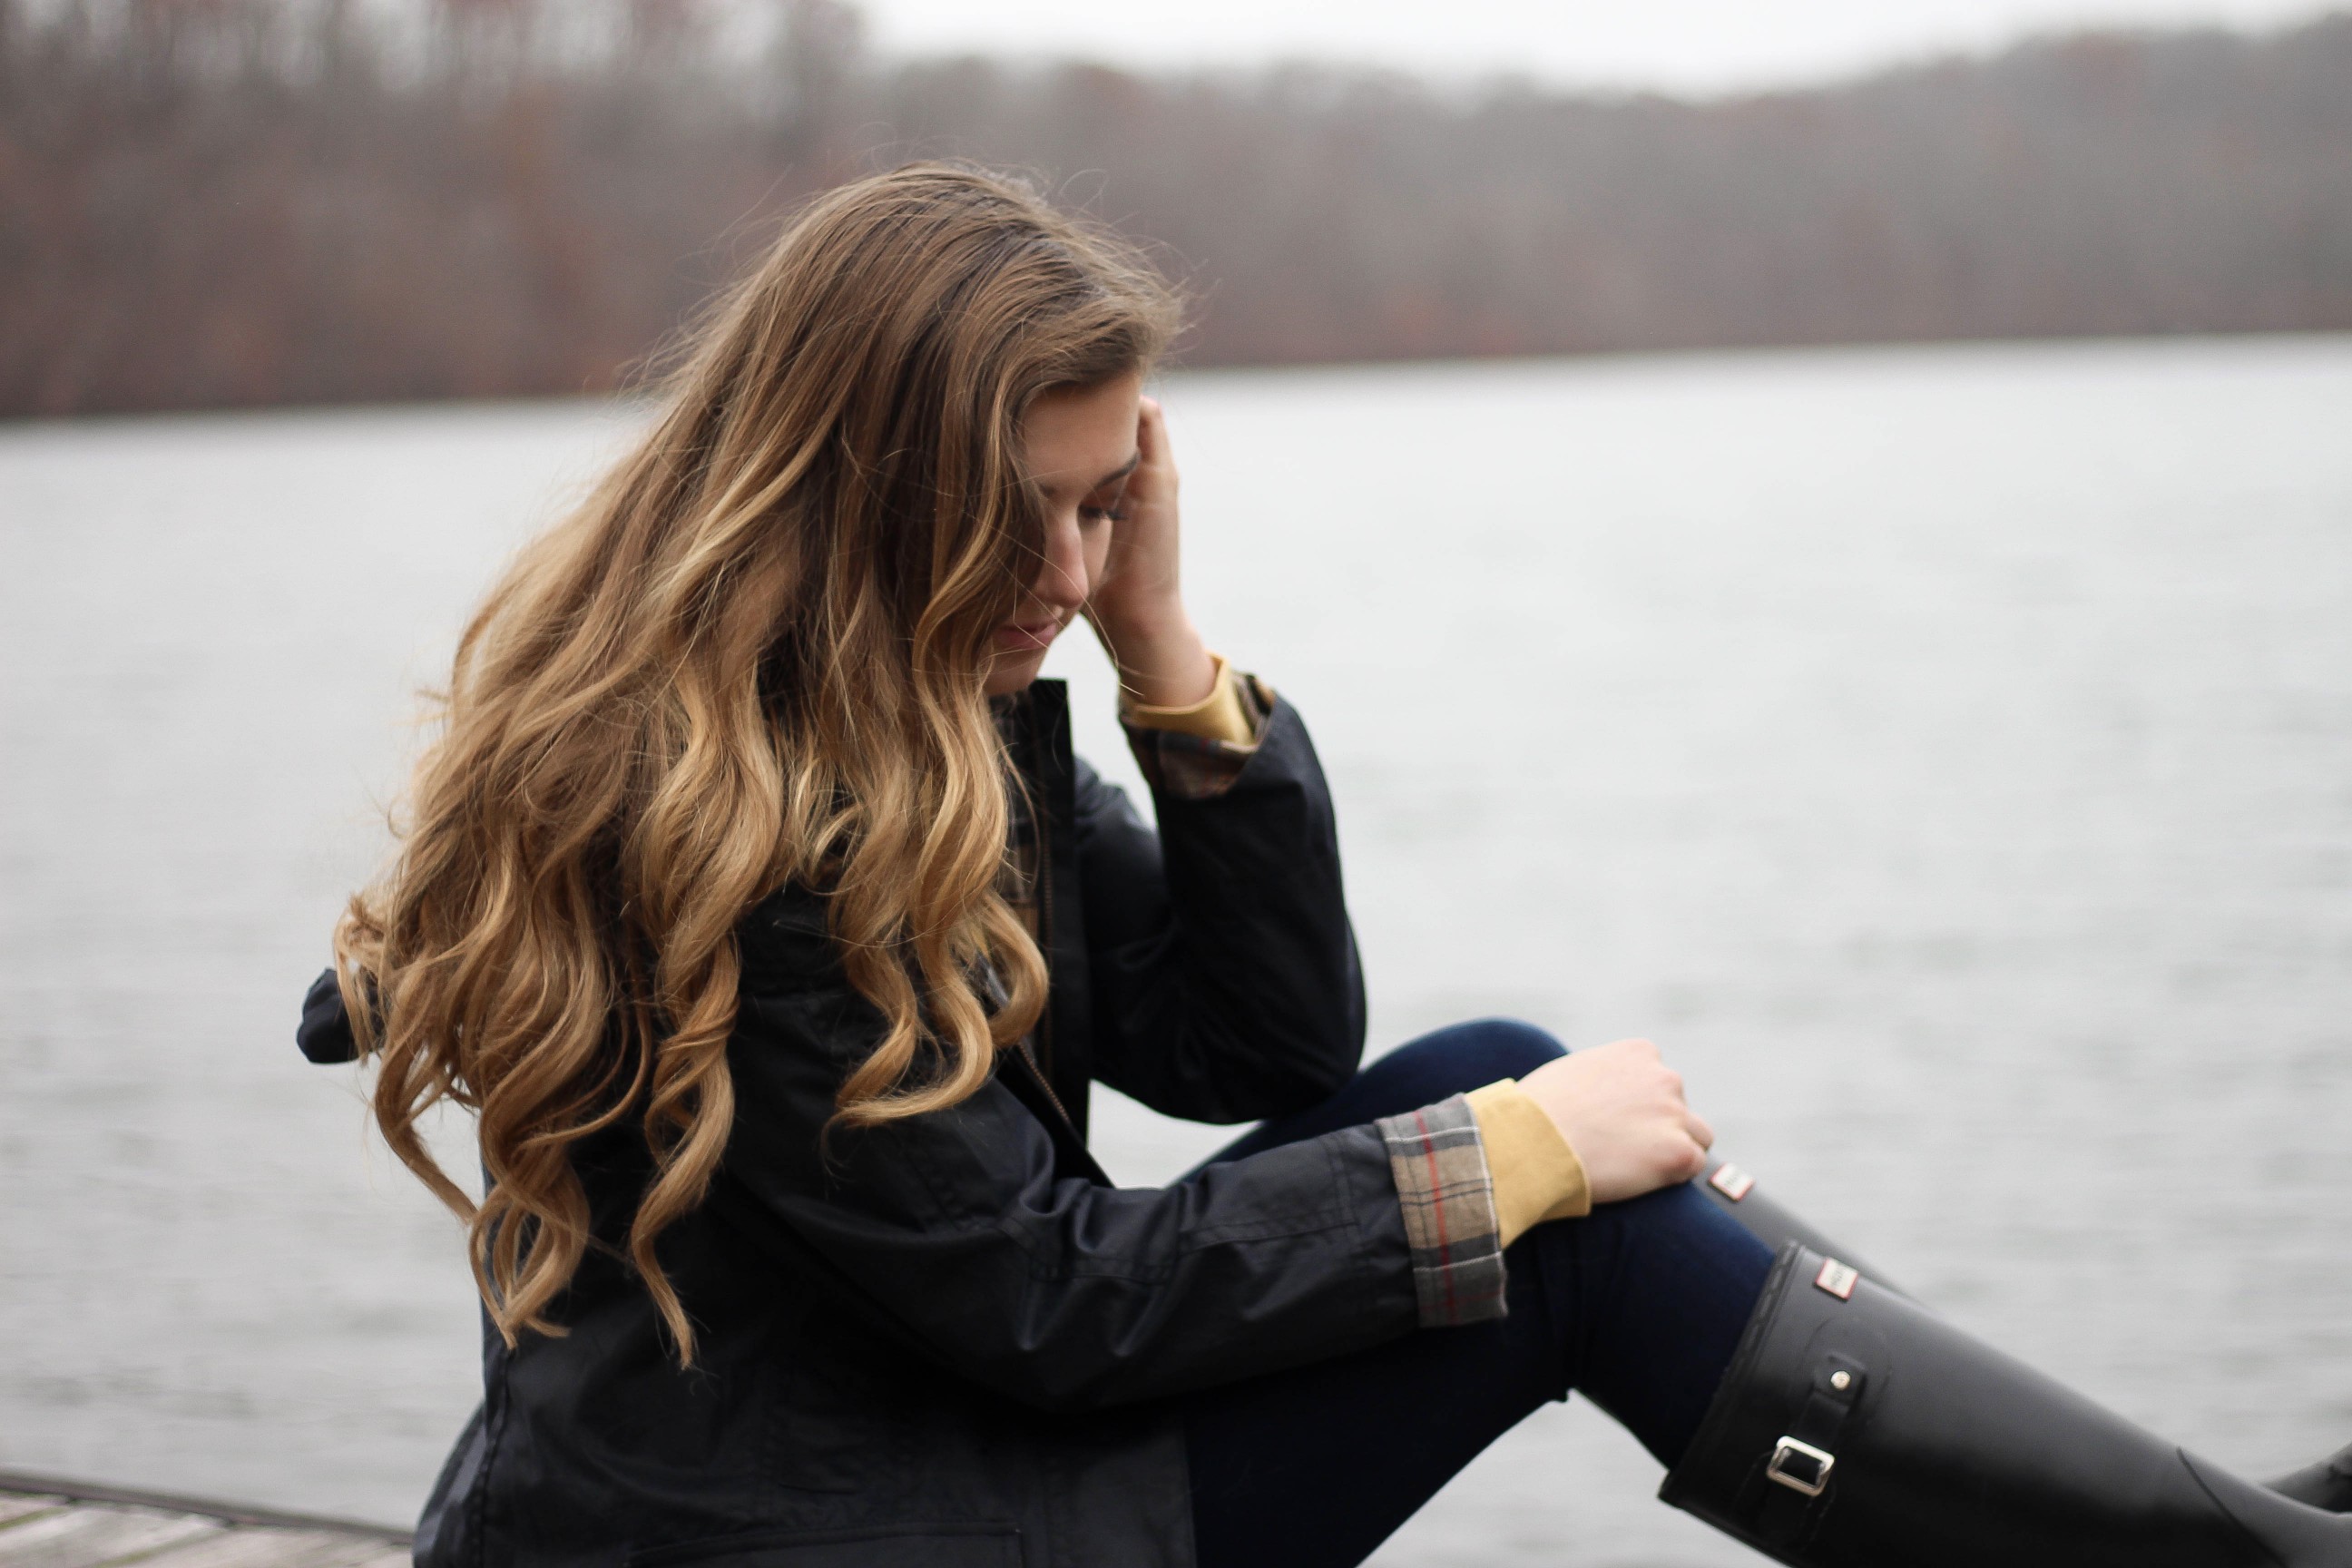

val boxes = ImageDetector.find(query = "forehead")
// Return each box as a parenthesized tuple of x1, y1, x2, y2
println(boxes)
(1021, 374, 1142, 494)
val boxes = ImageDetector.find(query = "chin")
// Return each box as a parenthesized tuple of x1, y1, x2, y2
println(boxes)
(982, 653, 1050, 699)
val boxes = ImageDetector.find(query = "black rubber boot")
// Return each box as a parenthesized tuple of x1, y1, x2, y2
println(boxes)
(2273, 1443, 2352, 1514)
(1693, 1160, 1901, 1296)
(1698, 1159, 2350, 1517)
(1661, 1243, 2352, 1565)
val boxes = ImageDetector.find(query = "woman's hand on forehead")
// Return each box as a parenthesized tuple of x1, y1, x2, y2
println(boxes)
(1086, 397, 1219, 710)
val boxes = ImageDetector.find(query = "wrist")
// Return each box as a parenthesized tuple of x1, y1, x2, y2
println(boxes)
(1094, 604, 1215, 708)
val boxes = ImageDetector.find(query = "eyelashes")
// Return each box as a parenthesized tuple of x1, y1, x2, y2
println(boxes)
(1081, 474, 1135, 525)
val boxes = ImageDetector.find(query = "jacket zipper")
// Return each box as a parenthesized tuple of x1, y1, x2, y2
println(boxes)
(1033, 757, 1055, 1085)
(1017, 697, 1076, 1136)
(1012, 1039, 1078, 1134)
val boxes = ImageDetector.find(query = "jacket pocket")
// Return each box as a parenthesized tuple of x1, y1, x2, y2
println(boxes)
(625, 1523, 1021, 1568)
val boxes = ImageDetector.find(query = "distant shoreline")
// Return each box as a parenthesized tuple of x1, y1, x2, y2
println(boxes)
(5, 4, 2349, 419)
(4, 328, 2348, 430)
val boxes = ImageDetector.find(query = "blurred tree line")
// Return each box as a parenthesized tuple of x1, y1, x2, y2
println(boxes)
(4, 0, 2349, 416)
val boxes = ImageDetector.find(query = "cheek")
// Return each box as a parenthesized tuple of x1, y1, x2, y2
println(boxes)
(1083, 525, 1112, 595)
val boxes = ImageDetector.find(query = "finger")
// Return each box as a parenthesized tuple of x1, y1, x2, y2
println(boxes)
(1684, 1108, 1716, 1151)
(1681, 1136, 1711, 1179)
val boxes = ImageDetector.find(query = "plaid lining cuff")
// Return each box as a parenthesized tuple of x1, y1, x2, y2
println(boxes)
(1376, 1094, 1508, 1327)
(1122, 671, 1276, 801)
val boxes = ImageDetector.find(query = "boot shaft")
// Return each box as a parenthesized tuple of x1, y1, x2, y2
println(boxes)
(1662, 1242, 2352, 1567)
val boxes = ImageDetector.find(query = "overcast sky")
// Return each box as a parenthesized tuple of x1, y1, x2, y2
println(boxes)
(860, 0, 2337, 93)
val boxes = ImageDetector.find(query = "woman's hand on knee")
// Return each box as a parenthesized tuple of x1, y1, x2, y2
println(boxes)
(1517, 1039, 1714, 1203)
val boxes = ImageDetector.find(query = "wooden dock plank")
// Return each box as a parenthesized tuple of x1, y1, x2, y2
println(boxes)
(0, 1480, 408, 1568)
(130, 1530, 405, 1568)
(0, 1505, 223, 1568)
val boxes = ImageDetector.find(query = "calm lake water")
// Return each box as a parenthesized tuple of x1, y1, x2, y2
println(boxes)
(5, 337, 2351, 1564)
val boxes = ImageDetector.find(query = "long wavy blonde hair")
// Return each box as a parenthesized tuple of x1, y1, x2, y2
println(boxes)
(335, 164, 1181, 1362)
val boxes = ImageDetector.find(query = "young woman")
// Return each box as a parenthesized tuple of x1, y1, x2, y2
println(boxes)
(299, 164, 2350, 1568)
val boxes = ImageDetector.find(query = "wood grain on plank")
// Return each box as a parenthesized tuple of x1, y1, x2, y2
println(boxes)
(132, 1528, 407, 1568)
(0, 1482, 407, 1568)
(0, 1505, 222, 1567)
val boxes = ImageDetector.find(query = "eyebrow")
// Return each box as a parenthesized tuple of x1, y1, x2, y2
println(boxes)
(1090, 453, 1141, 494)
(1045, 452, 1139, 501)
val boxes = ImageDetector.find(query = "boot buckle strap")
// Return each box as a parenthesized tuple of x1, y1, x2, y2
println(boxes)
(1765, 1436, 1837, 1497)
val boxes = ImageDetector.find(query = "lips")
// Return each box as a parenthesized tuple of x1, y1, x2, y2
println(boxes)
(993, 620, 1062, 653)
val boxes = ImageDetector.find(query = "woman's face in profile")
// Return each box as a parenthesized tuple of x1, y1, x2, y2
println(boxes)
(986, 372, 1142, 696)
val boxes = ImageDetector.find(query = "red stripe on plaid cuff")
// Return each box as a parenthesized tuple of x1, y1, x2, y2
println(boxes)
(1376, 1093, 1507, 1328)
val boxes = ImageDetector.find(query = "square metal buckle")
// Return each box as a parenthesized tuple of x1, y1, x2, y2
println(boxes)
(1766, 1435, 1836, 1497)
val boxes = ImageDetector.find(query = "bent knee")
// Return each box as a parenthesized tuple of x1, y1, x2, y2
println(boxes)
(1378, 1018, 1566, 1098)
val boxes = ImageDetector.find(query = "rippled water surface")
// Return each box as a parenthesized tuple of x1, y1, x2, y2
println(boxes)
(5, 337, 2350, 1563)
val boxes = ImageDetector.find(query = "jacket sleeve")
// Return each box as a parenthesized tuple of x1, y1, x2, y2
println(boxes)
(714, 894, 1419, 1414)
(1075, 697, 1368, 1123)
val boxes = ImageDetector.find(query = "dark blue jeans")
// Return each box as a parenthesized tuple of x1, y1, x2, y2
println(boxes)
(1181, 1020, 1775, 1568)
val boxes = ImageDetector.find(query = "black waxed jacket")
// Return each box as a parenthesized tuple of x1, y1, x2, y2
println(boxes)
(299, 680, 1421, 1568)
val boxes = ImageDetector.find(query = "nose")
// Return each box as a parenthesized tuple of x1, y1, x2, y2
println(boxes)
(1028, 511, 1088, 616)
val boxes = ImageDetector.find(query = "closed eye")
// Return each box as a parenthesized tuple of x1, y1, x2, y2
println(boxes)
(1080, 473, 1134, 525)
